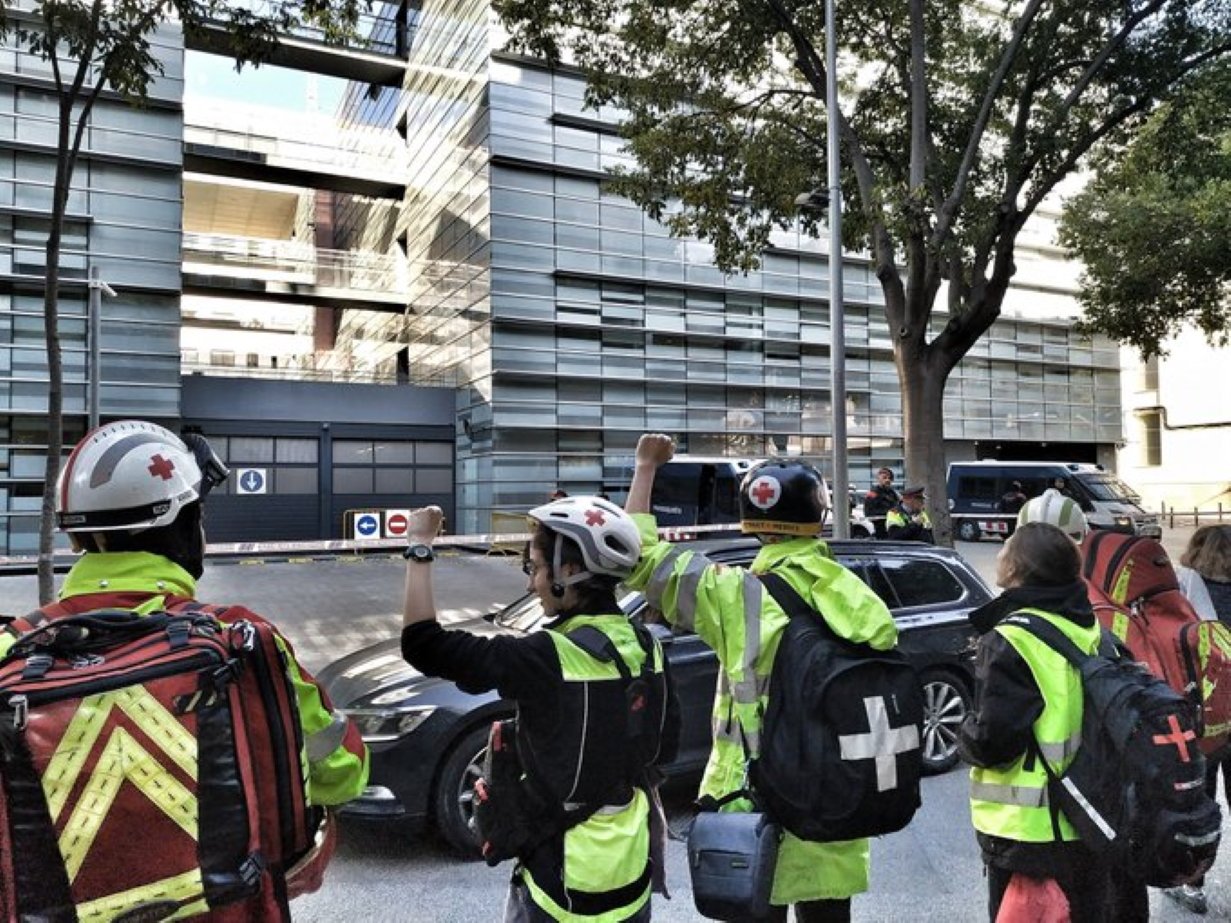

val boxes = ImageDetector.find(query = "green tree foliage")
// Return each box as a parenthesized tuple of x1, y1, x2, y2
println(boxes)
(1060, 61, 1231, 358)
(494, 0, 1231, 542)
(0, 0, 367, 602)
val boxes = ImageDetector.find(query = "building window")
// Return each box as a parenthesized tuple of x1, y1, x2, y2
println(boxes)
(1141, 411, 1162, 467)
(210, 350, 235, 367)
(1140, 356, 1159, 392)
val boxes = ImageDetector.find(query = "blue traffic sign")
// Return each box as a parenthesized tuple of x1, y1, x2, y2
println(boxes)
(355, 513, 379, 537)
(236, 468, 268, 495)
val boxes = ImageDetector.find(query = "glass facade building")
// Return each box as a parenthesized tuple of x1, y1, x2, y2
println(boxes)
(0, 0, 1128, 548)
(390, 4, 1123, 533)
(0, 9, 184, 552)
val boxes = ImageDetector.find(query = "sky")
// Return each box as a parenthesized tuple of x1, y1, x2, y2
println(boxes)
(184, 51, 347, 113)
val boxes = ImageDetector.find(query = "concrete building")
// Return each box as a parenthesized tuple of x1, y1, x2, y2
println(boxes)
(1119, 337, 1231, 514)
(1, 0, 1144, 551)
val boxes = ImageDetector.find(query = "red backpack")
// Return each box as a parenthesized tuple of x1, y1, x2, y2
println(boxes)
(0, 603, 319, 921)
(1082, 531, 1231, 753)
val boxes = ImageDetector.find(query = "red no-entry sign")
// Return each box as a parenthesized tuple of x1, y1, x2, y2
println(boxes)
(385, 510, 410, 538)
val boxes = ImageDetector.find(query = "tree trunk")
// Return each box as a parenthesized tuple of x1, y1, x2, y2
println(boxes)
(38, 124, 72, 604)
(899, 352, 952, 546)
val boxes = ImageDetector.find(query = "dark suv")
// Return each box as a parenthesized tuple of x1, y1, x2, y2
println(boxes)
(318, 537, 992, 855)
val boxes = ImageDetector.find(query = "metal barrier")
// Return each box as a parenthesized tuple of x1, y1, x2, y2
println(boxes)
(1161, 503, 1228, 530)
(0, 522, 745, 571)
(488, 512, 529, 556)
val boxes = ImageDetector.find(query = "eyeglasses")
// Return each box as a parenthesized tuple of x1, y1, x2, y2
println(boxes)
(521, 560, 541, 577)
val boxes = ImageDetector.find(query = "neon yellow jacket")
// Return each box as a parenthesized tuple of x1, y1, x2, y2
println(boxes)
(969, 608, 1098, 842)
(626, 515, 898, 904)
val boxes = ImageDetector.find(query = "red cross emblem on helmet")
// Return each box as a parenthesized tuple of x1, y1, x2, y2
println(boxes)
(147, 454, 176, 481)
(585, 508, 607, 527)
(747, 475, 781, 511)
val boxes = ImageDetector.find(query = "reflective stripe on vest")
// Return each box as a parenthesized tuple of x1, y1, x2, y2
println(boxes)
(306, 708, 351, 763)
(969, 608, 1100, 843)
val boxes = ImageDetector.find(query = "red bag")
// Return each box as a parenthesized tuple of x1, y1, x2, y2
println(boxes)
(1083, 531, 1231, 753)
(0, 607, 316, 920)
(995, 873, 1070, 923)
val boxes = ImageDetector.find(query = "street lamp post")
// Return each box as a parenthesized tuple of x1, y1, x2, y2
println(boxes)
(825, 0, 848, 538)
(87, 265, 116, 430)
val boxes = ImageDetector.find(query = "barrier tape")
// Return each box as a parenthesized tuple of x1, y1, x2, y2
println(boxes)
(0, 523, 744, 569)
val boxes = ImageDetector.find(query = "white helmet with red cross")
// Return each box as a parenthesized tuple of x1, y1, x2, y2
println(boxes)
(526, 495, 642, 577)
(56, 420, 228, 533)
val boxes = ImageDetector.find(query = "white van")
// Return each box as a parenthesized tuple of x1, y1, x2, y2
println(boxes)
(946, 461, 1161, 541)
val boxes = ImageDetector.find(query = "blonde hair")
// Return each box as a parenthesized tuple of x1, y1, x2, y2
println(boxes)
(1000, 522, 1081, 588)
(1181, 525, 1231, 584)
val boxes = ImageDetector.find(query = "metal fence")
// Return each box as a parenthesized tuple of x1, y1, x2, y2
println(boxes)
(1159, 504, 1231, 529)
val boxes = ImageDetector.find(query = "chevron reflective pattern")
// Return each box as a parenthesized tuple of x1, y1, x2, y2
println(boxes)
(40, 688, 207, 915)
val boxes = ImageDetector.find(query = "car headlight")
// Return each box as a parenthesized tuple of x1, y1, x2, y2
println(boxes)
(1114, 516, 1132, 528)
(345, 706, 437, 743)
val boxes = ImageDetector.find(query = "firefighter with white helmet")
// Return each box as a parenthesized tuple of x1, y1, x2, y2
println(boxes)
(401, 496, 678, 922)
(1, 421, 369, 919)
(1017, 487, 1089, 543)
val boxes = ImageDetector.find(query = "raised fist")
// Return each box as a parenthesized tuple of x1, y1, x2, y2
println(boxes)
(635, 433, 675, 468)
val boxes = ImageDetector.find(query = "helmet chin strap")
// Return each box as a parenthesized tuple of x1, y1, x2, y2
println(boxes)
(550, 533, 592, 598)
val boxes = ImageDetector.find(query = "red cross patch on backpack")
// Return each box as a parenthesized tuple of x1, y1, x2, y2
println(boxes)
(0, 606, 317, 921)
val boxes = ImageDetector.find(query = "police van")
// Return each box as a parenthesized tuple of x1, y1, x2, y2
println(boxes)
(650, 456, 875, 537)
(649, 456, 756, 529)
(946, 461, 1161, 542)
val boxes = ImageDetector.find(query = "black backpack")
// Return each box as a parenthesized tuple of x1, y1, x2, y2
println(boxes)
(473, 622, 678, 866)
(1010, 613, 1222, 887)
(750, 573, 923, 841)
(567, 621, 679, 777)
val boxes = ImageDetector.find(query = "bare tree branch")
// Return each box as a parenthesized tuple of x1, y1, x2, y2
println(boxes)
(931, 0, 1045, 252)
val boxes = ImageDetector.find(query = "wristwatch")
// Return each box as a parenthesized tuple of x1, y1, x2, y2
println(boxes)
(403, 543, 436, 563)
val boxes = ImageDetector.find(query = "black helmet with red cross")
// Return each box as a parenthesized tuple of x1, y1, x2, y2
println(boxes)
(739, 459, 831, 537)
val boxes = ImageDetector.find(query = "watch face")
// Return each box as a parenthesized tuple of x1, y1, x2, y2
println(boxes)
(406, 543, 434, 561)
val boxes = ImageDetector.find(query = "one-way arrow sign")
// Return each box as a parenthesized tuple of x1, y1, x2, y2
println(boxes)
(236, 468, 268, 495)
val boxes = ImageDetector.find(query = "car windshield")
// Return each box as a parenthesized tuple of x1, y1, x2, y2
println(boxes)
(491, 589, 644, 633)
(1075, 473, 1141, 502)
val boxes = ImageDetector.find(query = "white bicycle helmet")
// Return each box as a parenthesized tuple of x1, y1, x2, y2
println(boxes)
(57, 421, 228, 533)
(1017, 488, 1089, 543)
(527, 495, 642, 582)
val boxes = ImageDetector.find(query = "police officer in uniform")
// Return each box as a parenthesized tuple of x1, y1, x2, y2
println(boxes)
(625, 433, 897, 922)
(400, 498, 676, 922)
(885, 486, 935, 543)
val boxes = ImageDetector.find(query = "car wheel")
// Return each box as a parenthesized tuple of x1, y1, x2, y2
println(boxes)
(956, 519, 981, 543)
(919, 669, 970, 775)
(433, 724, 490, 858)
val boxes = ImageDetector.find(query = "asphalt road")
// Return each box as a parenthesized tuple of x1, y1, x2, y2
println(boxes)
(2, 527, 1226, 920)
